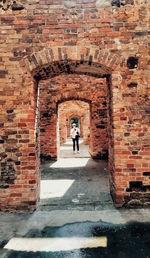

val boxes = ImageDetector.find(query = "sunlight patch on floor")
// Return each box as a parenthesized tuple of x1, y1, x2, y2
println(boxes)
(40, 179, 75, 199)
(50, 158, 90, 168)
(4, 237, 107, 252)
(60, 146, 73, 150)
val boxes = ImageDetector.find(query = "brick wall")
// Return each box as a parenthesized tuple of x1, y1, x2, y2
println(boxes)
(0, 0, 149, 210)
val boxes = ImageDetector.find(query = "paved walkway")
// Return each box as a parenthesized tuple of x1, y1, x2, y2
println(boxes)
(59, 138, 90, 158)
(38, 140, 113, 211)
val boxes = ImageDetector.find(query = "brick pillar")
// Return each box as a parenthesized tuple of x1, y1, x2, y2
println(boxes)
(110, 72, 128, 206)
(0, 79, 38, 211)
(40, 113, 57, 160)
(90, 103, 108, 159)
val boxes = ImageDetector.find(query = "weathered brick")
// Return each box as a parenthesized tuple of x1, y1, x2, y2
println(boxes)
(0, 0, 149, 211)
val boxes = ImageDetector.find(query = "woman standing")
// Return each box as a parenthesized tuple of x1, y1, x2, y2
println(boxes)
(70, 123, 80, 153)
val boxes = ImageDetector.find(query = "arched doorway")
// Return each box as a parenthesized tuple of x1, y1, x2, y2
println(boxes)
(19, 46, 124, 210)
(57, 100, 91, 159)
(37, 67, 111, 209)
(58, 100, 90, 144)
(71, 118, 79, 128)
(1, 44, 144, 211)
(39, 74, 109, 161)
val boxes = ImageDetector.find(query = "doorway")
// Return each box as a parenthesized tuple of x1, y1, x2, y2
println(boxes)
(57, 100, 90, 158)
(38, 74, 113, 210)
(39, 74, 109, 160)
(71, 117, 79, 128)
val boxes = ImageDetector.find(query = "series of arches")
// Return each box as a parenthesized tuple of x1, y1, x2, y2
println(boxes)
(17, 46, 125, 208)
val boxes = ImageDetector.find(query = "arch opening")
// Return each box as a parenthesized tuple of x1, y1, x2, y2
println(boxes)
(57, 100, 91, 159)
(71, 118, 79, 129)
(32, 56, 115, 209)
(38, 71, 111, 161)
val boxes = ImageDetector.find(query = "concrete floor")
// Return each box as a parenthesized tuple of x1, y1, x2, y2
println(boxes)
(59, 138, 90, 158)
(1, 139, 150, 257)
(38, 139, 113, 211)
(1, 209, 150, 257)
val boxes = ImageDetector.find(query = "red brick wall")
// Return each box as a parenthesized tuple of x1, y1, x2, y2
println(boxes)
(0, 0, 150, 210)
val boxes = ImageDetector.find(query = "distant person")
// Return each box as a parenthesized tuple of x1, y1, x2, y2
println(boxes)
(70, 123, 80, 153)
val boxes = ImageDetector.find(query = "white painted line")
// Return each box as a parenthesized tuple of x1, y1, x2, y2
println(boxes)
(4, 237, 107, 252)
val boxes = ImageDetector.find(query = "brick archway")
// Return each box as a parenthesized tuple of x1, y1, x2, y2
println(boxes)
(39, 75, 109, 160)
(0, 46, 127, 211)
(22, 46, 125, 209)
(58, 100, 89, 143)
(68, 114, 82, 137)
(68, 113, 85, 138)
(0, 0, 149, 212)
(22, 46, 123, 79)
(58, 100, 90, 150)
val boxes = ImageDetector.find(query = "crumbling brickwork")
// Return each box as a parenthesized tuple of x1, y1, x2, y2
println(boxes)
(0, 0, 150, 210)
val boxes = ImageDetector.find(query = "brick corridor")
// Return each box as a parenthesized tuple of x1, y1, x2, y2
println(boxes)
(0, 0, 150, 211)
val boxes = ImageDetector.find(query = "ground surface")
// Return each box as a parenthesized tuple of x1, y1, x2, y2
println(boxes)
(38, 139, 113, 211)
(1, 140, 150, 257)
(0, 209, 150, 257)
(39, 159, 112, 211)
(59, 138, 91, 158)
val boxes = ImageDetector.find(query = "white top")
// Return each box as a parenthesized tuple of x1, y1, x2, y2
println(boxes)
(71, 127, 80, 139)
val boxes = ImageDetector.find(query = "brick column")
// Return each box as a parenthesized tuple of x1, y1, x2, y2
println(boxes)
(0, 78, 38, 211)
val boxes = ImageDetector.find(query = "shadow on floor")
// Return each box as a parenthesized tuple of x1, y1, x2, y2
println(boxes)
(4, 221, 150, 258)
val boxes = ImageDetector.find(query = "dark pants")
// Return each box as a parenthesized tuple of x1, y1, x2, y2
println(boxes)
(72, 137, 79, 151)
